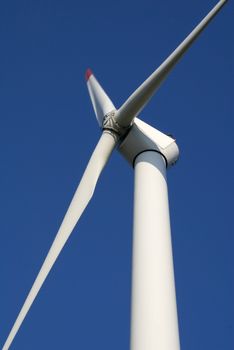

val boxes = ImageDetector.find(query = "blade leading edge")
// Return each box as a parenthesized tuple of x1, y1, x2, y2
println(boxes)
(2, 131, 117, 350)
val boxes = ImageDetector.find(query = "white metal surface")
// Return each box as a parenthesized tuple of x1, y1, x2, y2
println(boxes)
(119, 117, 179, 167)
(86, 69, 116, 126)
(116, 0, 227, 127)
(130, 151, 180, 350)
(2, 131, 117, 350)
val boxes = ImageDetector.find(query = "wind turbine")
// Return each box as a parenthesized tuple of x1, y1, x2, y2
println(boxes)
(2, 1, 228, 349)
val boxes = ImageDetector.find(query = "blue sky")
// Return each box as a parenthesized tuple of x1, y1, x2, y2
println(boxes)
(0, 0, 233, 349)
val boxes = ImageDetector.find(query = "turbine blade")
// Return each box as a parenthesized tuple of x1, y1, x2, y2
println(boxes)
(86, 69, 116, 127)
(116, 0, 227, 126)
(2, 131, 117, 350)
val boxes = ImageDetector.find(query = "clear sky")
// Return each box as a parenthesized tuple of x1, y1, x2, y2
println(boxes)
(0, 0, 233, 349)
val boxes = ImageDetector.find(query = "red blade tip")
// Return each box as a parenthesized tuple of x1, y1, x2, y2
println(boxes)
(85, 68, 93, 81)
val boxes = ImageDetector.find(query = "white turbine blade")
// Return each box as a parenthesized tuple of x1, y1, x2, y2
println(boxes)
(2, 131, 117, 350)
(116, 0, 227, 127)
(86, 69, 116, 126)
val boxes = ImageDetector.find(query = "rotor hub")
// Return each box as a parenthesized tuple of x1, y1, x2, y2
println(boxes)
(102, 111, 130, 140)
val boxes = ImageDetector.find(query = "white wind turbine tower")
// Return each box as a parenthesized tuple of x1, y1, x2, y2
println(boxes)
(2, 1, 228, 349)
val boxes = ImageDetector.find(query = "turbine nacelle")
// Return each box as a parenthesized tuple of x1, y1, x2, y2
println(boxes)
(100, 109, 179, 167)
(119, 118, 179, 167)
